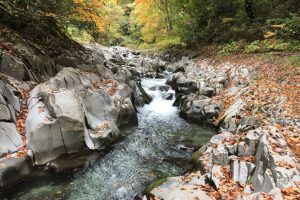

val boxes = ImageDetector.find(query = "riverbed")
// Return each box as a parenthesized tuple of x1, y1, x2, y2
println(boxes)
(3, 77, 215, 200)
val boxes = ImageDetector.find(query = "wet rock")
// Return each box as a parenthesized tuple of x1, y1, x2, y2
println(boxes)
(155, 74, 164, 79)
(135, 81, 152, 105)
(110, 54, 125, 65)
(0, 157, 32, 188)
(47, 150, 102, 172)
(0, 122, 23, 157)
(163, 93, 173, 100)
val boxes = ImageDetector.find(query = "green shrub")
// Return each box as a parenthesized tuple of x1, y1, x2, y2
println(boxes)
(244, 40, 262, 53)
(218, 41, 245, 54)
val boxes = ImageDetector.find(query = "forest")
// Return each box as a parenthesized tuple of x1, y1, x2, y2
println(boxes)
(0, 1, 300, 199)
(1, 0, 299, 51)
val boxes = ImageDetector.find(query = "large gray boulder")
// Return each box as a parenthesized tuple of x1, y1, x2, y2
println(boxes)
(179, 95, 222, 125)
(26, 68, 138, 165)
(26, 90, 85, 165)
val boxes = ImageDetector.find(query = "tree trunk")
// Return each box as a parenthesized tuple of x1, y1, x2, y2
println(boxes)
(245, 0, 255, 21)
(212, 0, 220, 36)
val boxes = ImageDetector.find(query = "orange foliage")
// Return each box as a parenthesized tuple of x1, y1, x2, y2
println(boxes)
(72, 0, 117, 32)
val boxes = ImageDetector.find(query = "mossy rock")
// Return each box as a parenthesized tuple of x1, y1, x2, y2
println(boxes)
(144, 177, 168, 195)
(187, 144, 208, 173)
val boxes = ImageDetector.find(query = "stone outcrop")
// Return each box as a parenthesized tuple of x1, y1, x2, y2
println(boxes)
(26, 67, 138, 165)
(150, 56, 300, 200)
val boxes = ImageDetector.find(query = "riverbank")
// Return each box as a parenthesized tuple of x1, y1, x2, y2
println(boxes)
(149, 51, 300, 199)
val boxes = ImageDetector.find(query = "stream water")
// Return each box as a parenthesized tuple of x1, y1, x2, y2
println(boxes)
(3, 78, 215, 200)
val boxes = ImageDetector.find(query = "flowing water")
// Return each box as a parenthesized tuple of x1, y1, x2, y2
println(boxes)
(4, 78, 215, 200)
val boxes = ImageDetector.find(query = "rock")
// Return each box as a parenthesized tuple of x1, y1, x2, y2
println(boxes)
(243, 130, 261, 156)
(210, 165, 224, 188)
(0, 122, 23, 157)
(166, 72, 198, 95)
(230, 158, 250, 185)
(163, 93, 173, 100)
(237, 116, 260, 133)
(221, 98, 244, 125)
(47, 150, 101, 172)
(0, 104, 12, 121)
(144, 72, 155, 78)
(155, 73, 164, 79)
(150, 176, 211, 200)
(179, 95, 220, 125)
(0, 93, 6, 104)
(0, 52, 26, 80)
(117, 97, 138, 127)
(26, 68, 138, 164)
(0, 157, 32, 188)
(220, 117, 238, 134)
(203, 104, 218, 119)
(269, 188, 284, 200)
(210, 132, 233, 145)
(212, 144, 229, 165)
(0, 81, 20, 112)
(158, 85, 170, 91)
(26, 90, 85, 165)
(237, 141, 247, 157)
(202, 87, 216, 98)
(139, 59, 156, 74)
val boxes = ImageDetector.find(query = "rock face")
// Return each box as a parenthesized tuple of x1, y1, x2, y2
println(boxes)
(165, 58, 230, 125)
(26, 67, 138, 165)
(151, 57, 300, 200)
(0, 81, 22, 157)
(151, 126, 300, 199)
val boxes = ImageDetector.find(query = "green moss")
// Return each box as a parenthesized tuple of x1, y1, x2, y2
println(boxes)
(144, 178, 168, 194)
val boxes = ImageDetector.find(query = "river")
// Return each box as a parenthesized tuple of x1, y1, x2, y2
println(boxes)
(4, 77, 215, 200)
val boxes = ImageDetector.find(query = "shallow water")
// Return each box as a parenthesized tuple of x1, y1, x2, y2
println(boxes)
(5, 78, 215, 200)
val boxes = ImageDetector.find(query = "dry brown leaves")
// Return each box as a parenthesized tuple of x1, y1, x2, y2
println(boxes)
(114, 97, 119, 108)
(92, 81, 102, 89)
(199, 184, 221, 200)
(281, 186, 300, 200)
(202, 54, 300, 160)
(16, 90, 29, 146)
(101, 79, 118, 96)
(96, 121, 109, 134)
(276, 160, 295, 169)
